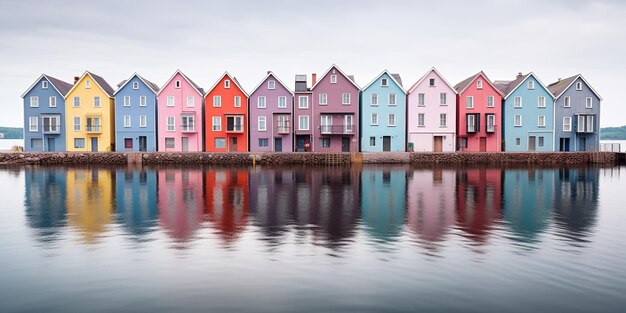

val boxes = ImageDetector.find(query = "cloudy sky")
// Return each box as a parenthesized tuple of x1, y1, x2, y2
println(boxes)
(1, 0, 624, 127)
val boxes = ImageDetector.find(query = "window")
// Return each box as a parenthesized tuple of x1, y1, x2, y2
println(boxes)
(224, 80, 231, 88)
(477, 80, 483, 89)
(319, 93, 327, 105)
(467, 114, 477, 132)
(371, 113, 378, 125)
(41, 116, 59, 133)
(440, 113, 447, 127)
(167, 96, 174, 107)
(564, 96, 571, 108)
(345, 115, 353, 134)
(74, 138, 85, 149)
(388, 114, 396, 126)
(539, 137, 544, 147)
(320, 138, 331, 147)
(516, 138, 521, 145)
(563, 117, 572, 132)
(586, 97, 593, 108)
(124, 115, 131, 128)
(85, 80, 91, 88)
(259, 138, 269, 147)
(234, 96, 241, 107)
(139, 115, 147, 128)
(258, 116, 267, 131)
(418, 113, 425, 127)
(29, 116, 38, 132)
(181, 115, 195, 131)
(370, 137, 376, 146)
(486, 114, 495, 132)
(94, 96, 101, 107)
(268, 80, 276, 89)
(258, 96, 266, 108)
(321, 115, 332, 133)
(538, 96, 546, 108)
(73, 96, 80, 107)
(538, 115, 546, 127)
(277, 115, 289, 133)
(458, 138, 468, 149)
(576, 82, 582, 90)
(514, 96, 522, 108)
(298, 96, 308, 108)
(133, 82, 139, 89)
(167, 116, 175, 131)
(342, 93, 350, 105)
(165, 138, 175, 148)
(125, 138, 133, 149)
(514, 115, 522, 127)
(42, 81, 48, 89)
(187, 96, 194, 108)
(74, 117, 80, 131)
(487, 95, 494, 108)
(371, 93, 378, 106)
(215, 138, 226, 149)
(30, 96, 39, 107)
(381, 78, 388, 86)
(528, 81, 535, 89)
(577, 115, 594, 133)
(466, 96, 474, 108)
(278, 96, 287, 108)
(124, 96, 131, 107)
(299, 115, 309, 130)
(175, 80, 181, 88)
(213, 96, 221, 107)
(429, 78, 435, 86)
(389, 93, 396, 106)
(49, 96, 56, 107)
(586, 115, 594, 132)
(418, 93, 425, 106)
(140, 96, 146, 107)
(226, 116, 244, 132)
(440, 93, 447, 105)
(330, 75, 337, 84)
(212, 116, 221, 131)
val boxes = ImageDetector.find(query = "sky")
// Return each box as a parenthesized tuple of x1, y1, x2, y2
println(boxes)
(1, 0, 624, 127)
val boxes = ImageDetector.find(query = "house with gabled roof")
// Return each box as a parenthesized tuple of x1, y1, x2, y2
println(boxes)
(407, 67, 457, 152)
(454, 71, 504, 152)
(360, 70, 406, 152)
(204, 72, 249, 152)
(22, 74, 73, 151)
(114, 73, 160, 152)
(547, 74, 602, 151)
(64, 71, 116, 152)
(496, 72, 555, 152)
(249, 71, 293, 152)
(156, 70, 204, 152)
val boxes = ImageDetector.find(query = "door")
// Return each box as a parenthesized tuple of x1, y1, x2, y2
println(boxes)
(433, 136, 443, 152)
(274, 138, 282, 152)
(529, 136, 536, 151)
(182, 137, 189, 152)
(139, 136, 147, 152)
(342, 137, 350, 152)
(91, 138, 98, 152)
(479, 137, 487, 152)
(47, 137, 55, 152)
(578, 137, 586, 151)
(383, 136, 391, 152)
(230, 137, 238, 152)
(560, 138, 570, 151)
(296, 136, 305, 152)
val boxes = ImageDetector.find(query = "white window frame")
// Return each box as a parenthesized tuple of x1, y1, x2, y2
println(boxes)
(418, 93, 425, 106)
(467, 115, 476, 132)
(234, 96, 241, 108)
(186, 96, 194, 108)
(166, 116, 175, 131)
(167, 96, 175, 107)
(388, 113, 396, 127)
(418, 113, 425, 127)
(371, 113, 378, 125)
(564, 96, 571, 108)
(42, 81, 48, 89)
(94, 96, 101, 108)
(586, 115, 594, 133)
(528, 81, 535, 90)
(563, 117, 572, 132)
(576, 82, 582, 91)
(298, 115, 310, 130)
(466, 96, 474, 109)
(73, 96, 80, 107)
(487, 95, 495, 108)
(330, 75, 337, 84)
(388, 93, 396, 106)
(487, 114, 495, 132)
(477, 80, 483, 89)
(258, 96, 266, 108)
(42, 115, 60, 133)
(29, 116, 38, 132)
(381, 78, 388, 87)
(85, 80, 91, 88)
(213, 96, 221, 107)
(278, 96, 287, 108)
(538, 96, 546, 108)
(30, 96, 39, 108)
(124, 115, 131, 128)
(429, 78, 435, 87)
(268, 80, 276, 90)
(321, 115, 332, 133)
(259, 138, 269, 148)
(440, 113, 447, 128)
(577, 115, 585, 133)
(212, 116, 221, 131)
(175, 80, 181, 88)
(298, 96, 309, 109)
(514, 96, 522, 108)
(258, 116, 267, 131)
(440, 93, 447, 105)
(140, 96, 146, 107)
(133, 82, 139, 89)
(74, 117, 80, 131)
(514, 115, 522, 127)
(586, 97, 593, 109)
(49, 96, 56, 108)
(538, 115, 546, 127)
(124, 96, 131, 107)
(371, 93, 378, 106)
(345, 115, 354, 133)
(319, 93, 327, 105)
(181, 115, 195, 132)
(224, 80, 231, 88)
(342, 93, 350, 105)
(139, 115, 147, 128)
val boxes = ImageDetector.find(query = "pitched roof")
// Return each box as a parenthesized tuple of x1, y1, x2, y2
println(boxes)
(156, 70, 204, 96)
(496, 72, 554, 100)
(547, 74, 602, 100)
(361, 70, 406, 94)
(391, 74, 403, 87)
(205, 72, 248, 97)
(64, 71, 115, 98)
(311, 64, 360, 90)
(249, 71, 293, 96)
(113, 73, 160, 95)
(453, 71, 504, 96)
(407, 67, 456, 94)
(21, 74, 73, 98)
(493, 80, 512, 95)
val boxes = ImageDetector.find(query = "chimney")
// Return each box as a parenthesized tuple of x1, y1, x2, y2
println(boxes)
(267, 70, 271, 75)
(312, 73, 317, 86)
(517, 72, 523, 78)
(73, 76, 80, 84)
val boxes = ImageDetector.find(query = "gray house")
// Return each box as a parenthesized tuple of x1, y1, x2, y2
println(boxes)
(548, 74, 602, 151)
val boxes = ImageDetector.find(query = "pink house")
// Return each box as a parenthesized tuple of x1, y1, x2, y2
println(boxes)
(156, 70, 204, 152)
(157, 169, 204, 241)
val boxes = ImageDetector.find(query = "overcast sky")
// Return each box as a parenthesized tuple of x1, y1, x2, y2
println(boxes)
(1, 0, 624, 127)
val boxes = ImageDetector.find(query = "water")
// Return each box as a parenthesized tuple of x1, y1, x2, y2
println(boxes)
(1, 165, 625, 313)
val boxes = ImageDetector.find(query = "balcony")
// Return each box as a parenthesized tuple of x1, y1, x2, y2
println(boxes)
(277, 127, 290, 134)
(42, 125, 61, 134)
(85, 125, 102, 133)
(320, 125, 355, 135)
(226, 124, 244, 133)
(181, 124, 196, 133)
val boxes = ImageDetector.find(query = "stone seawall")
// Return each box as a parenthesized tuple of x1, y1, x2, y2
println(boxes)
(0, 151, 617, 166)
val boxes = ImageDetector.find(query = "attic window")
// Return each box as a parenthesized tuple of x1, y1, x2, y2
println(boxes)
(42, 81, 48, 89)
(175, 80, 181, 88)
(477, 80, 483, 89)
(268, 80, 275, 90)
(429, 79, 435, 87)
(85, 80, 91, 88)
(576, 82, 582, 90)
(381, 78, 388, 87)
(133, 82, 139, 89)
(224, 80, 231, 88)
(528, 81, 535, 90)
(330, 75, 337, 84)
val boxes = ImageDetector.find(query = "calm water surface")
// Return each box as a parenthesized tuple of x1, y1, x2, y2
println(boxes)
(1, 165, 625, 313)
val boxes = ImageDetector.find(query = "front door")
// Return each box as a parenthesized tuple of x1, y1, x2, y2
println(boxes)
(342, 137, 350, 152)
(47, 137, 55, 152)
(139, 136, 147, 152)
(479, 137, 487, 152)
(383, 136, 391, 152)
(296, 136, 305, 152)
(433, 136, 443, 152)
(274, 138, 282, 152)
(578, 137, 587, 151)
(182, 137, 189, 152)
(91, 137, 98, 152)
(560, 138, 570, 151)
(230, 137, 238, 152)
(529, 136, 536, 151)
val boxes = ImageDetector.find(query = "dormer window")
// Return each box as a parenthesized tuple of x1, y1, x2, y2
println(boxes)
(381, 78, 388, 87)
(85, 80, 91, 88)
(429, 78, 435, 87)
(175, 80, 181, 88)
(224, 80, 231, 88)
(528, 81, 535, 89)
(268, 80, 275, 89)
(42, 81, 48, 89)
(576, 82, 582, 90)
(477, 80, 483, 89)
(330, 75, 337, 84)
(133, 82, 139, 89)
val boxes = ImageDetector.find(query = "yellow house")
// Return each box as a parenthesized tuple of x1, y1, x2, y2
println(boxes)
(65, 71, 115, 151)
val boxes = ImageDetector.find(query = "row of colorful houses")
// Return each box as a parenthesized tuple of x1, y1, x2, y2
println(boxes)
(22, 65, 602, 153)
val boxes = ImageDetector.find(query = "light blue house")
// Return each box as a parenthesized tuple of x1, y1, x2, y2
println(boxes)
(496, 73, 555, 152)
(21, 74, 73, 151)
(114, 73, 160, 151)
(360, 168, 406, 242)
(360, 70, 406, 152)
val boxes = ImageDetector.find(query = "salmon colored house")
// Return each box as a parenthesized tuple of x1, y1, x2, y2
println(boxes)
(205, 72, 249, 152)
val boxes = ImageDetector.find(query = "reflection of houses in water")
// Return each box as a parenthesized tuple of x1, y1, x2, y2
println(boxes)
(407, 169, 456, 242)
(249, 169, 297, 239)
(553, 168, 599, 241)
(204, 169, 249, 243)
(157, 168, 204, 241)
(455, 168, 503, 243)
(502, 169, 554, 242)
(24, 168, 67, 241)
(361, 167, 406, 242)
(65, 168, 114, 242)
(115, 169, 157, 237)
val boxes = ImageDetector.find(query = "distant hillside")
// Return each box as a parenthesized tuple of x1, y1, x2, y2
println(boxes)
(0, 127, 23, 139)
(601, 126, 626, 140)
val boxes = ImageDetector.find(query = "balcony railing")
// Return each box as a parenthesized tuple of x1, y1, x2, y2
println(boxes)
(277, 127, 290, 134)
(226, 124, 244, 133)
(320, 125, 354, 135)
(42, 125, 61, 134)
(86, 125, 102, 133)
(181, 124, 196, 132)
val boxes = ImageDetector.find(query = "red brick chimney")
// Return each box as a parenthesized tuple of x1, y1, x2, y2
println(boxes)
(312, 73, 317, 86)
(74, 76, 80, 84)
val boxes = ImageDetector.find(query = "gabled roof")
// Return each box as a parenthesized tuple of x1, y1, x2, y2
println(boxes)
(21, 74, 73, 98)
(547, 74, 603, 100)
(497, 72, 554, 100)
(156, 70, 204, 96)
(204, 71, 249, 97)
(407, 67, 456, 95)
(249, 71, 293, 96)
(311, 64, 360, 90)
(361, 70, 406, 94)
(453, 71, 504, 97)
(113, 73, 160, 95)
(64, 71, 115, 98)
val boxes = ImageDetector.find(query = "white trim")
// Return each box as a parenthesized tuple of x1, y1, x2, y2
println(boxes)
(124, 115, 131, 128)
(93, 96, 101, 107)
(139, 115, 147, 128)
(248, 72, 294, 96)
(140, 96, 146, 107)
(213, 96, 221, 107)
(73, 117, 80, 131)
(278, 96, 287, 108)
(454, 71, 505, 97)
(114, 73, 159, 95)
(330, 75, 337, 84)
(224, 80, 231, 88)
(362, 70, 407, 94)
(204, 72, 249, 97)
(551, 74, 603, 100)
(439, 113, 447, 128)
(387, 113, 396, 127)
(22, 75, 70, 98)
(408, 67, 457, 95)
(42, 81, 48, 89)
(487, 95, 495, 108)
(466, 96, 474, 109)
(175, 80, 181, 88)
(167, 96, 175, 107)
(371, 113, 378, 125)
(156, 70, 203, 97)
(538, 115, 546, 127)
(514, 96, 522, 108)
(418, 113, 425, 127)
(258, 116, 267, 131)
(234, 96, 241, 107)
(186, 96, 194, 108)
(212, 116, 222, 131)
(502, 73, 553, 100)
(514, 114, 522, 127)
(298, 115, 310, 130)
(268, 80, 276, 90)
(538, 96, 546, 108)
(342, 93, 350, 105)
(133, 82, 139, 89)
(73, 96, 80, 107)
(64, 72, 114, 99)
(586, 97, 593, 108)
(563, 96, 571, 108)
(49, 96, 57, 107)
(528, 80, 535, 90)
(388, 93, 397, 106)
(124, 96, 131, 107)
(30, 96, 39, 108)
(310, 64, 360, 90)
(166, 116, 175, 131)
(258, 96, 267, 109)
(298, 96, 309, 109)
(576, 82, 582, 90)
(477, 80, 483, 89)
(371, 93, 378, 106)
(319, 93, 327, 105)
(29, 116, 38, 132)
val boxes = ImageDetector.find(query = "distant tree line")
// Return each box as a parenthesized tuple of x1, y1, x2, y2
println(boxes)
(601, 125, 626, 140)
(0, 127, 23, 139)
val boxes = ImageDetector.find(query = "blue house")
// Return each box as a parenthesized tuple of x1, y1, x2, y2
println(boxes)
(496, 72, 555, 151)
(548, 74, 602, 151)
(360, 168, 406, 242)
(21, 74, 73, 151)
(114, 73, 160, 151)
(360, 70, 406, 152)
(115, 169, 158, 237)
